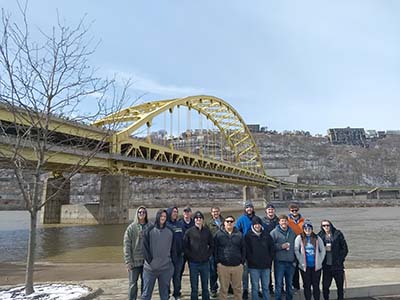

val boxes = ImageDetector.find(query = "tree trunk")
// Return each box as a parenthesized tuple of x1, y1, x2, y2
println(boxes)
(25, 210, 37, 295)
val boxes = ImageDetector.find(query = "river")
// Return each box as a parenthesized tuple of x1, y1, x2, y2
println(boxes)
(0, 207, 399, 266)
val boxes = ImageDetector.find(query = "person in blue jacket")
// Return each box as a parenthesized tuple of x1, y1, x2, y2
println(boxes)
(235, 200, 258, 300)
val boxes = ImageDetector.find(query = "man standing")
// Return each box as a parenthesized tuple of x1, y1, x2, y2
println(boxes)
(270, 214, 296, 300)
(318, 220, 348, 300)
(245, 216, 274, 300)
(167, 206, 185, 300)
(287, 203, 304, 291)
(261, 203, 279, 294)
(235, 200, 257, 300)
(206, 206, 224, 298)
(124, 206, 151, 300)
(179, 206, 195, 279)
(142, 209, 176, 300)
(215, 215, 246, 300)
(184, 211, 214, 300)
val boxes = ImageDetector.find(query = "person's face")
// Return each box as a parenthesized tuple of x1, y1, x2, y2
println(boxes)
(211, 208, 220, 220)
(183, 210, 192, 219)
(137, 208, 146, 221)
(253, 223, 262, 233)
(159, 212, 167, 226)
(321, 222, 331, 233)
(194, 215, 204, 227)
(266, 208, 275, 217)
(171, 208, 178, 221)
(245, 206, 254, 215)
(304, 226, 313, 236)
(279, 218, 288, 230)
(289, 207, 299, 217)
(224, 217, 235, 230)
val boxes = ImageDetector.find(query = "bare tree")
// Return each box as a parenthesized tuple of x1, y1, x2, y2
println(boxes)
(0, 3, 129, 295)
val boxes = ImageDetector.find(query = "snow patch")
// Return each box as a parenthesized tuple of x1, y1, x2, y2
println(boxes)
(0, 283, 91, 299)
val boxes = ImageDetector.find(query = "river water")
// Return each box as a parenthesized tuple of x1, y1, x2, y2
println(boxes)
(0, 207, 399, 266)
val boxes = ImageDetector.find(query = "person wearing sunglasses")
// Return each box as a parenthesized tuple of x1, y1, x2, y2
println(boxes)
(123, 206, 150, 300)
(214, 215, 245, 300)
(318, 220, 348, 300)
(287, 203, 305, 291)
(294, 220, 326, 300)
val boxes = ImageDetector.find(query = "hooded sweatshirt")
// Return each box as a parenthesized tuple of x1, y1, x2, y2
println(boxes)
(123, 206, 151, 268)
(143, 209, 177, 271)
(167, 207, 184, 255)
(270, 224, 296, 263)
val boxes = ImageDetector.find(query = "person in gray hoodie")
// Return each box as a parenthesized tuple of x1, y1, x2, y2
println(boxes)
(142, 209, 177, 300)
(123, 206, 151, 300)
(270, 214, 296, 300)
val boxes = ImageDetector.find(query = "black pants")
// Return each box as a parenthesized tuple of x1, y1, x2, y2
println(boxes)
(322, 267, 345, 300)
(300, 267, 322, 300)
(292, 262, 300, 289)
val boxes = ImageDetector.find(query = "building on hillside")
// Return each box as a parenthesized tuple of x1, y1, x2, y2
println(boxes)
(327, 127, 367, 147)
(247, 124, 260, 132)
(386, 130, 400, 136)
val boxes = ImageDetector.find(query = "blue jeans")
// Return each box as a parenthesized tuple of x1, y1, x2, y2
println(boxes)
(249, 268, 270, 300)
(142, 266, 174, 300)
(274, 261, 295, 300)
(172, 255, 184, 297)
(128, 266, 143, 300)
(209, 255, 218, 293)
(189, 261, 210, 300)
(242, 262, 249, 291)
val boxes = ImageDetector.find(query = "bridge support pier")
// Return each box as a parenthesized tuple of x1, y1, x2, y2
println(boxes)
(263, 187, 272, 205)
(243, 186, 257, 203)
(99, 174, 129, 224)
(42, 176, 70, 224)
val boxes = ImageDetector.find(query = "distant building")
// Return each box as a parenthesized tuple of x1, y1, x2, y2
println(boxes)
(247, 124, 260, 133)
(386, 130, 400, 136)
(327, 127, 367, 147)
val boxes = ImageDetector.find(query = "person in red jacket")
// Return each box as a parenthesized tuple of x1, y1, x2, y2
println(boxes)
(287, 203, 305, 291)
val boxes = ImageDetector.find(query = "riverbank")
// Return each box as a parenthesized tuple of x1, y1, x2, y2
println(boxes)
(2, 262, 400, 299)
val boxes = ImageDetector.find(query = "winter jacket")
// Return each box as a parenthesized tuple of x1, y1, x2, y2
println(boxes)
(318, 221, 349, 270)
(270, 225, 296, 263)
(261, 214, 279, 233)
(214, 227, 245, 266)
(294, 234, 326, 272)
(245, 227, 275, 269)
(143, 209, 177, 271)
(206, 216, 224, 237)
(235, 213, 256, 235)
(287, 214, 305, 236)
(183, 225, 214, 263)
(123, 206, 151, 268)
(167, 207, 184, 255)
(179, 217, 195, 236)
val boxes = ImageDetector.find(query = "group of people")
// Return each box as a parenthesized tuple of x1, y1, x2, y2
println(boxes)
(123, 201, 348, 300)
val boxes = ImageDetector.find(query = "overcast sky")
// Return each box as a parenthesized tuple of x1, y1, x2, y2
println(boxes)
(1, 0, 399, 134)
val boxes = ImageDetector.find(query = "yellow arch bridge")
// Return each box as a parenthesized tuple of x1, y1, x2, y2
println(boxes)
(1, 95, 281, 187)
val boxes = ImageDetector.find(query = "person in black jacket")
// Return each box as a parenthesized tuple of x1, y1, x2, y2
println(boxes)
(318, 220, 349, 300)
(245, 216, 275, 300)
(214, 215, 245, 300)
(183, 211, 214, 300)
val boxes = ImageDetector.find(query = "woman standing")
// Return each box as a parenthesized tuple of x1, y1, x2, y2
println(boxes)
(294, 220, 326, 300)
(318, 220, 348, 300)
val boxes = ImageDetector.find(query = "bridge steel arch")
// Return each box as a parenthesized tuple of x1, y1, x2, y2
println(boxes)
(93, 95, 279, 187)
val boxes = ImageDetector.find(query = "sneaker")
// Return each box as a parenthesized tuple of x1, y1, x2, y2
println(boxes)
(211, 291, 218, 298)
(242, 289, 249, 300)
